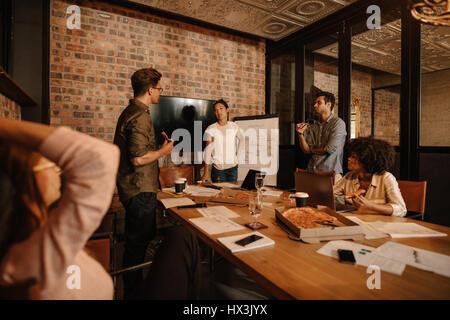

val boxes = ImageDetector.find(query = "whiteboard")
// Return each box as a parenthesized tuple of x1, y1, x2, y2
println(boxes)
(234, 114, 279, 187)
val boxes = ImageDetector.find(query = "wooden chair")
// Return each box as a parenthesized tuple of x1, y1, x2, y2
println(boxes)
(159, 165, 194, 188)
(296, 168, 336, 184)
(86, 232, 154, 300)
(397, 180, 427, 220)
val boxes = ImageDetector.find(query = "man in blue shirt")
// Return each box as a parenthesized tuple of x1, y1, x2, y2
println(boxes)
(296, 92, 347, 181)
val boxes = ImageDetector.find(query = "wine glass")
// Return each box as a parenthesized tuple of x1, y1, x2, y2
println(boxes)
(248, 194, 263, 229)
(255, 172, 264, 192)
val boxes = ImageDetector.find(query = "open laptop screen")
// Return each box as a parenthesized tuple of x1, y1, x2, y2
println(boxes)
(241, 169, 266, 190)
(294, 171, 335, 208)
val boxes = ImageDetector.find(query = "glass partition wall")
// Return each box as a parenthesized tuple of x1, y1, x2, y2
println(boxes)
(267, 0, 449, 225)
(420, 24, 450, 147)
(270, 51, 296, 146)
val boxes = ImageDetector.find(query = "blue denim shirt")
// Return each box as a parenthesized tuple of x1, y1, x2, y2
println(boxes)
(304, 113, 346, 174)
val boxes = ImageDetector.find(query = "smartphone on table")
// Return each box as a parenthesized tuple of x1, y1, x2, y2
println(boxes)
(337, 249, 356, 264)
(235, 234, 263, 247)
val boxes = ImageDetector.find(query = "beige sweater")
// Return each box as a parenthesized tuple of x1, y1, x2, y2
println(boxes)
(333, 171, 407, 217)
(0, 127, 119, 299)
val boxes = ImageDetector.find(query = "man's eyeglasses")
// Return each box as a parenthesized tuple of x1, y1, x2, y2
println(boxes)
(152, 87, 164, 93)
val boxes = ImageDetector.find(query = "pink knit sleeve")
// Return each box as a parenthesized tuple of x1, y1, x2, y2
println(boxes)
(0, 127, 119, 295)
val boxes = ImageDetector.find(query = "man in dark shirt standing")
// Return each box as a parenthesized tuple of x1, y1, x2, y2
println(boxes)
(114, 68, 173, 298)
(296, 92, 346, 182)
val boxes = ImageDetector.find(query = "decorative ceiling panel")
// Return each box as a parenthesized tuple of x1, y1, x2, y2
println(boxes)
(128, 1, 449, 74)
(128, 0, 356, 40)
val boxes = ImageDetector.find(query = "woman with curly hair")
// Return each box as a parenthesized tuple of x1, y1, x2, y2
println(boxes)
(333, 137, 406, 216)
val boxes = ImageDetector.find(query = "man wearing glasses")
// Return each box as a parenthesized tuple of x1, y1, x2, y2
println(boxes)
(113, 67, 173, 298)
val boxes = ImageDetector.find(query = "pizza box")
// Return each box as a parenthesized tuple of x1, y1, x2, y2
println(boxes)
(275, 206, 364, 244)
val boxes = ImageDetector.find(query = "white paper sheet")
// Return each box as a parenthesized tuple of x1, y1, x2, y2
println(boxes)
(218, 232, 275, 253)
(346, 216, 390, 240)
(159, 197, 195, 209)
(189, 215, 245, 235)
(367, 222, 447, 238)
(375, 241, 450, 278)
(197, 206, 240, 219)
(261, 189, 283, 197)
(212, 182, 238, 188)
(317, 240, 406, 275)
(183, 185, 221, 197)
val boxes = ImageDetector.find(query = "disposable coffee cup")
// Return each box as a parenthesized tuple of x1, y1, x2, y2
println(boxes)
(180, 178, 187, 190)
(295, 192, 309, 207)
(175, 179, 184, 194)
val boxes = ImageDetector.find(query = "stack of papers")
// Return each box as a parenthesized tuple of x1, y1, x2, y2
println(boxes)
(366, 222, 447, 238)
(317, 240, 406, 275)
(189, 215, 245, 235)
(159, 197, 195, 209)
(184, 185, 221, 197)
(218, 232, 275, 253)
(374, 241, 450, 278)
(346, 216, 389, 240)
(197, 206, 240, 219)
(212, 182, 238, 188)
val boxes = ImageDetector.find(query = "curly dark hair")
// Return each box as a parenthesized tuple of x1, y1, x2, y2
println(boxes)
(345, 137, 395, 174)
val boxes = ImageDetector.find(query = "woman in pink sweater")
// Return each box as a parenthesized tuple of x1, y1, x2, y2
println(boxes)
(0, 118, 200, 299)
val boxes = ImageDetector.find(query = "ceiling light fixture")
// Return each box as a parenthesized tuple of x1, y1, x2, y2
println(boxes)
(410, 0, 450, 26)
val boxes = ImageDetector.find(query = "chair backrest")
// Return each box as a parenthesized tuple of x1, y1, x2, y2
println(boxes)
(397, 180, 427, 214)
(159, 165, 194, 188)
(85, 238, 111, 272)
(296, 168, 335, 184)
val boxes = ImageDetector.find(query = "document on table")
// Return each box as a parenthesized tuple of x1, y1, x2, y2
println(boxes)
(212, 182, 238, 188)
(160, 197, 195, 209)
(346, 216, 389, 240)
(184, 185, 221, 197)
(197, 206, 240, 219)
(375, 241, 450, 278)
(317, 240, 406, 275)
(189, 215, 245, 235)
(366, 221, 447, 238)
(218, 232, 275, 253)
(261, 189, 283, 197)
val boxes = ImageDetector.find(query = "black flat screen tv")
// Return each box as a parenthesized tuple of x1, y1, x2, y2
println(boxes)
(149, 96, 217, 151)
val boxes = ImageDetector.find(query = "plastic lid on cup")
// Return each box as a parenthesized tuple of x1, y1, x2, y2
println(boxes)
(175, 178, 184, 184)
(294, 192, 309, 198)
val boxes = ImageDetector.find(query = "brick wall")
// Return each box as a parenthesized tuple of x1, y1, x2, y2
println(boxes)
(0, 93, 21, 120)
(374, 87, 400, 146)
(420, 69, 450, 146)
(49, 0, 266, 142)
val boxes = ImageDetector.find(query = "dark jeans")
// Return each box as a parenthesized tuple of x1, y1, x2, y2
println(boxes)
(121, 192, 157, 298)
(130, 225, 201, 299)
(211, 165, 238, 182)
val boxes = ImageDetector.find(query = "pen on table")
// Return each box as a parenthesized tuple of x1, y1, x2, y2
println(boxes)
(177, 203, 207, 209)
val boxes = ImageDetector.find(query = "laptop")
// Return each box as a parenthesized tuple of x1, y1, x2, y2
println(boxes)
(240, 169, 267, 191)
(294, 171, 357, 213)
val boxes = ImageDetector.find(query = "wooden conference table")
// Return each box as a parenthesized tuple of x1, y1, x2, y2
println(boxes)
(158, 188, 450, 300)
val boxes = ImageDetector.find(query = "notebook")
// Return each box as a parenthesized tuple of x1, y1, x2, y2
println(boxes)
(217, 232, 275, 253)
(294, 171, 357, 213)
